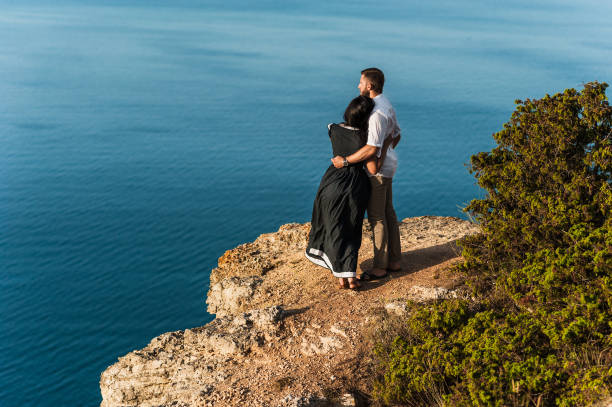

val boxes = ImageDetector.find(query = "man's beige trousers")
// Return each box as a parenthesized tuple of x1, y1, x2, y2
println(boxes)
(367, 175, 401, 269)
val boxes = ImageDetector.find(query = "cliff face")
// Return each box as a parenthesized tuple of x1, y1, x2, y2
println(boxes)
(100, 216, 480, 407)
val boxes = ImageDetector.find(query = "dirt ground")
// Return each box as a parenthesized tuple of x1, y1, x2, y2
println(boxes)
(201, 216, 479, 406)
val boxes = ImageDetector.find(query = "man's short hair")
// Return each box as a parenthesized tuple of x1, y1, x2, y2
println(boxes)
(361, 67, 385, 93)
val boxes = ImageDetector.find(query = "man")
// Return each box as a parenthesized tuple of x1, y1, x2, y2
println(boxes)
(331, 67, 401, 279)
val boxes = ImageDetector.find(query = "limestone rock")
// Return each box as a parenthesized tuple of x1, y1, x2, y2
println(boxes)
(339, 393, 357, 406)
(278, 394, 327, 407)
(210, 223, 310, 284)
(101, 216, 482, 407)
(384, 301, 409, 316)
(407, 285, 458, 302)
(206, 275, 264, 316)
(593, 397, 612, 407)
(100, 306, 284, 407)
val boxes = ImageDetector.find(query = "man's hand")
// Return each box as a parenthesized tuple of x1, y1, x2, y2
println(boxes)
(331, 156, 344, 168)
(331, 145, 378, 169)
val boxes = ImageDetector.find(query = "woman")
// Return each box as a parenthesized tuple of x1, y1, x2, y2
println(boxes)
(305, 95, 376, 290)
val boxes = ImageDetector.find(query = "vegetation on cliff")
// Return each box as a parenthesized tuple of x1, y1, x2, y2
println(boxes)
(374, 82, 612, 406)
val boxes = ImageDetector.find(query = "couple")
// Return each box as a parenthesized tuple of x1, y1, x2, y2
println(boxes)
(305, 67, 402, 290)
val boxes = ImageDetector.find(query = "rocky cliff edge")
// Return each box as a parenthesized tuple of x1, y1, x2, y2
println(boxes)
(100, 216, 480, 407)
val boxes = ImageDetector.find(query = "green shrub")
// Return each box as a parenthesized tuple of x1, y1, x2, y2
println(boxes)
(374, 82, 612, 406)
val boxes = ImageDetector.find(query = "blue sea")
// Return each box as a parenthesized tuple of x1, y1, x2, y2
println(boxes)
(1, 1, 610, 405)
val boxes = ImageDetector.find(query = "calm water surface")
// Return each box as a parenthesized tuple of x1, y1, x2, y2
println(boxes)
(0, 1, 610, 405)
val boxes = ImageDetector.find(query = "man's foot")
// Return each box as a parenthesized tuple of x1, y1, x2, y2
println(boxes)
(387, 261, 402, 272)
(359, 268, 388, 281)
(338, 278, 348, 289)
(371, 268, 388, 277)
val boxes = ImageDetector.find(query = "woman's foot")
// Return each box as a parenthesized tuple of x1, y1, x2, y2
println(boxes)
(338, 278, 348, 289)
(348, 278, 361, 290)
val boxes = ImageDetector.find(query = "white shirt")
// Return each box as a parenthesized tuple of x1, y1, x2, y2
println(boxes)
(366, 94, 400, 178)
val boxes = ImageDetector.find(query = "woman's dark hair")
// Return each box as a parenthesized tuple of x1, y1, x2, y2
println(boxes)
(343, 95, 374, 143)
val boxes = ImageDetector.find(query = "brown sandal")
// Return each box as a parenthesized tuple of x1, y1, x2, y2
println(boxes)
(358, 270, 387, 281)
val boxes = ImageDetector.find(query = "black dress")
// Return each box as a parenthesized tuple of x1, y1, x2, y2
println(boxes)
(305, 124, 371, 278)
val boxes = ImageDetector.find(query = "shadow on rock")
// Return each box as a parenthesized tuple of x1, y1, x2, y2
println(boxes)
(357, 240, 462, 291)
